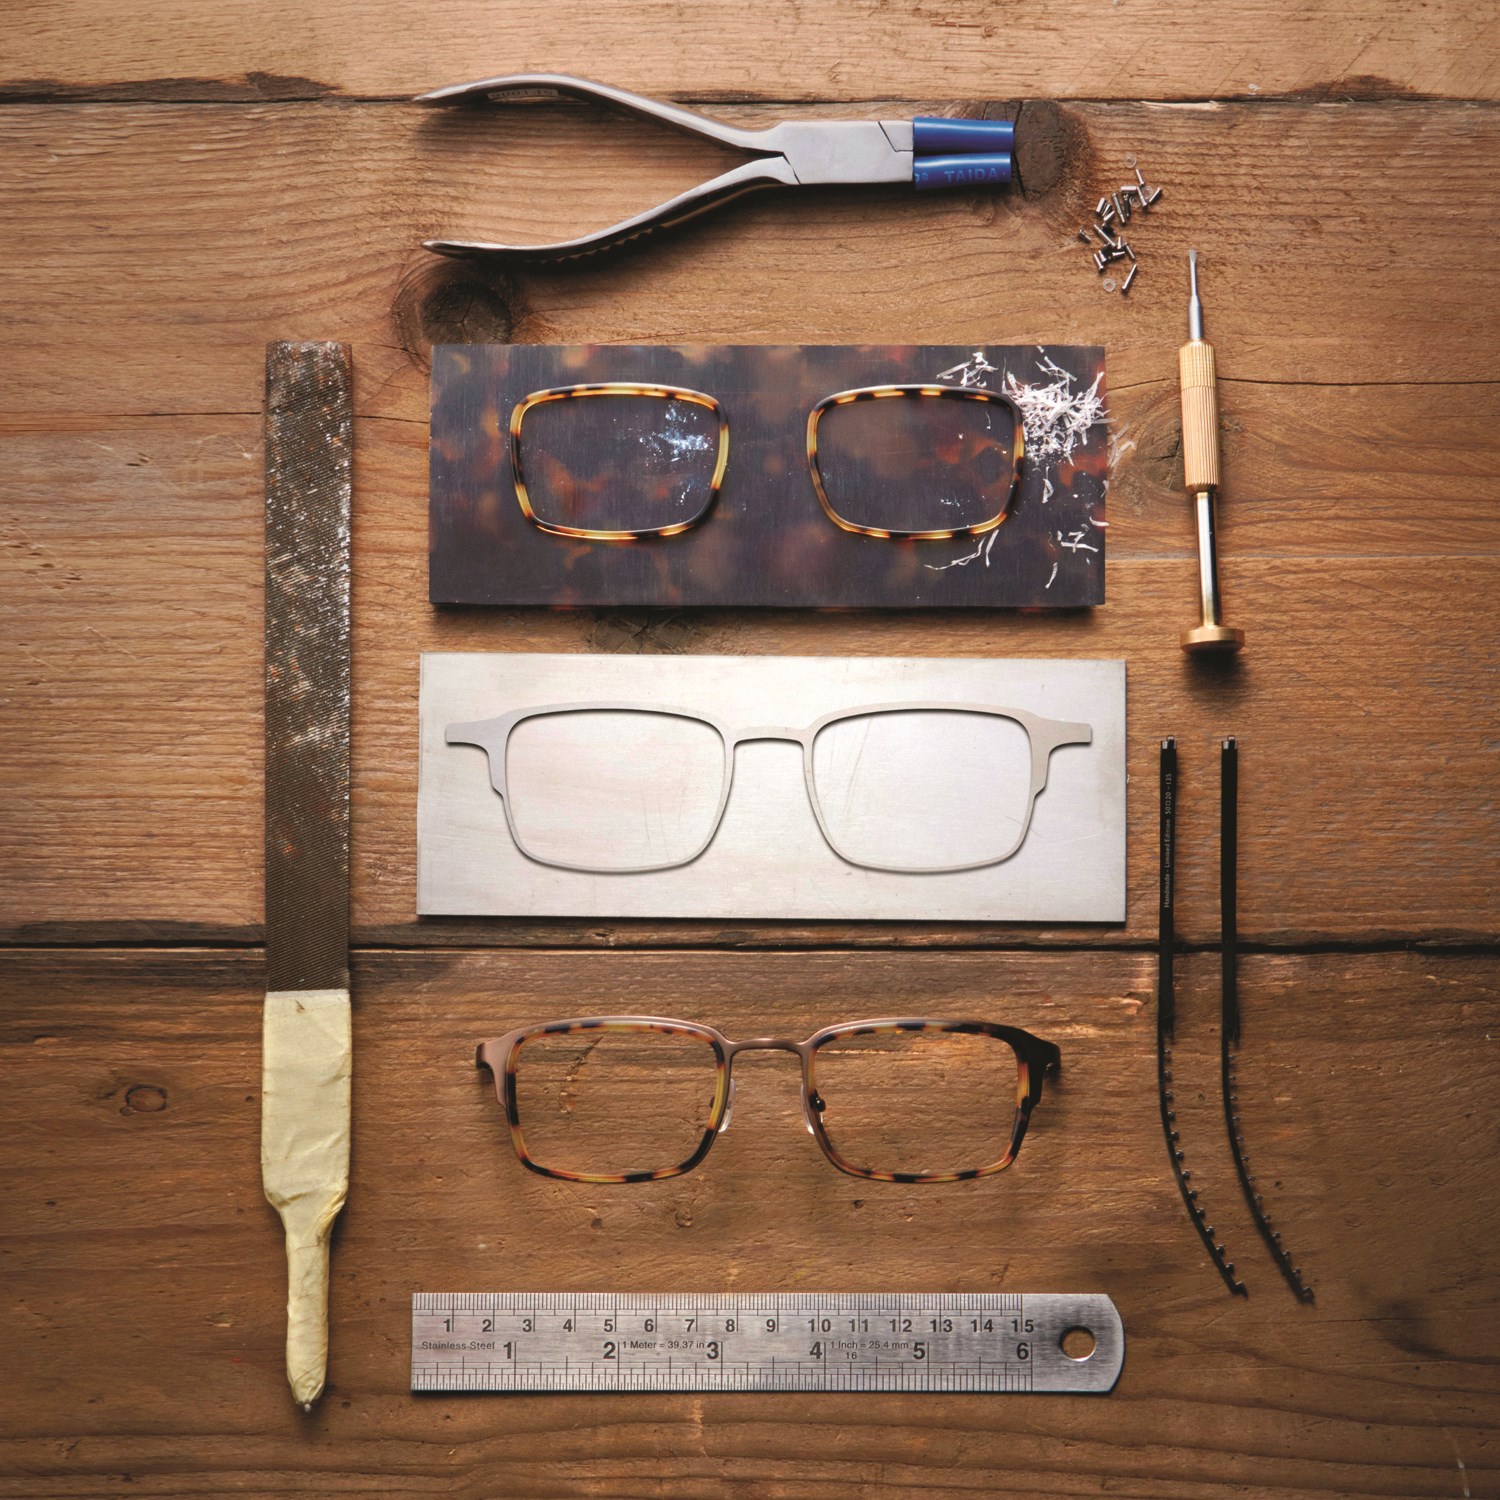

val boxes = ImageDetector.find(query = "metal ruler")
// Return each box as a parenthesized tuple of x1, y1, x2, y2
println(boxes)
(412, 1292, 1123, 1394)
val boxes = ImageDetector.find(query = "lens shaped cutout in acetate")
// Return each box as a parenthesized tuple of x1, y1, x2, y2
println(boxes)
(511, 385, 729, 540)
(808, 708, 1035, 871)
(504, 708, 728, 872)
(511, 1022, 723, 1180)
(807, 386, 1022, 539)
(811, 1024, 1023, 1179)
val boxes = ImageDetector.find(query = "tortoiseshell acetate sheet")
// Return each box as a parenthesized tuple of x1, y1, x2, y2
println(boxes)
(429, 344, 1107, 608)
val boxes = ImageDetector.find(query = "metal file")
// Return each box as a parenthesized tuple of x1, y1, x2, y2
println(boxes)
(261, 340, 354, 1410)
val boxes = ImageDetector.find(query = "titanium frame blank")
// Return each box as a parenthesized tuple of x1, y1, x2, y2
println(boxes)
(446, 700, 1092, 875)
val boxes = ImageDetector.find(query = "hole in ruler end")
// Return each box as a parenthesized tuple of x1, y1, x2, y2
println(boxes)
(1059, 1326, 1097, 1361)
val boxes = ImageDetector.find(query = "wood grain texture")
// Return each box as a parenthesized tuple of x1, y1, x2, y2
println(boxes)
(1, 947, 1496, 1498)
(4, 413, 1497, 944)
(3, 101, 1500, 417)
(4, 5, 1500, 1493)
(1, 0, 1496, 102)
(6, 465, 1496, 944)
(1, 97, 1496, 945)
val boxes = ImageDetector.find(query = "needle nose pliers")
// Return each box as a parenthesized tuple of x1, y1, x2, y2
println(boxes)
(417, 73, 1016, 263)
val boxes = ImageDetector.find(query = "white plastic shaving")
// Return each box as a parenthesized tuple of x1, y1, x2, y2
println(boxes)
(925, 351, 1107, 582)
(923, 527, 1000, 572)
(1003, 356, 1107, 467)
(934, 350, 999, 388)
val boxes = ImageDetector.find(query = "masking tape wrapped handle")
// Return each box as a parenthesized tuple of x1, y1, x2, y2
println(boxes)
(261, 989, 352, 1410)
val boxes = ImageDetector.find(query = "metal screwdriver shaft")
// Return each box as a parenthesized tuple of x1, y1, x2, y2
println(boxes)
(1179, 251, 1244, 653)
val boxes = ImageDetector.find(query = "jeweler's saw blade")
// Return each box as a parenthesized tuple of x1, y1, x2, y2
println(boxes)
(264, 341, 352, 990)
(1218, 738, 1315, 1303)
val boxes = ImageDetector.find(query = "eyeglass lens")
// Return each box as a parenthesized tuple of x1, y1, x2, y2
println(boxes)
(518, 392, 722, 535)
(812, 1025, 1022, 1177)
(808, 709, 1034, 868)
(813, 394, 1018, 534)
(505, 709, 726, 871)
(513, 1024, 720, 1178)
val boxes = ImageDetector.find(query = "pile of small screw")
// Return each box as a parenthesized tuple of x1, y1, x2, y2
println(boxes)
(1077, 160, 1162, 295)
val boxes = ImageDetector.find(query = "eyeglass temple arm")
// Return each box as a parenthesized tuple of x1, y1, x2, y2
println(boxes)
(1035, 719, 1093, 757)
(447, 721, 495, 750)
(447, 723, 507, 798)
(1027, 1043, 1061, 1111)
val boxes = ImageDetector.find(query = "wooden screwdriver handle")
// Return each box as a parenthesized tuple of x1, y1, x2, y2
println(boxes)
(1179, 339, 1220, 491)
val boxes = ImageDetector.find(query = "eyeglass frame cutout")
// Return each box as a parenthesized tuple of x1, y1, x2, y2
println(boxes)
(475, 1015, 1063, 1185)
(510, 383, 731, 541)
(445, 699, 1093, 876)
(508, 381, 1025, 542)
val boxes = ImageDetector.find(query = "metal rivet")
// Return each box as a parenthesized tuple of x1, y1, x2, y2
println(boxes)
(1122, 263, 1138, 294)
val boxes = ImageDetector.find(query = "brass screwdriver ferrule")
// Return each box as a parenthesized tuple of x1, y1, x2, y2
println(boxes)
(1179, 251, 1244, 654)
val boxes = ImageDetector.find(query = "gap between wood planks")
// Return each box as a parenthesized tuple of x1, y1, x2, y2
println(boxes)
(4, 938, 1498, 956)
(5, 87, 1500, 106)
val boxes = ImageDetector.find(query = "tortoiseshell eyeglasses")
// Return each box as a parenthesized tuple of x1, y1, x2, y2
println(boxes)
(509, 382, 1024, 542)
(475, 1016, 1061, 1185)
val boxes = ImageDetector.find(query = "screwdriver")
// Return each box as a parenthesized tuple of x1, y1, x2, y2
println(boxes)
(1178, 251, 1245, 654)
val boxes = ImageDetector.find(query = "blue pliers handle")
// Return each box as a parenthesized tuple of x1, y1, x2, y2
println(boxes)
(417, 73, 1015, 262)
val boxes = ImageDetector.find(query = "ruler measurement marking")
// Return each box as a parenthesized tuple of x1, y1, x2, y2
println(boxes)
(413, 1293, 1120, 1394)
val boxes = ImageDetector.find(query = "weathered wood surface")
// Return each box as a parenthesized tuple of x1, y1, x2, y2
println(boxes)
(3, 6, 1499, 1495)
(2, 1, 1496, 102)
(5, 482, 1497, 945)
(1, 98, 1496, 945)
(3, 102, 1500, 406)
(1, 949, 1495, 1498)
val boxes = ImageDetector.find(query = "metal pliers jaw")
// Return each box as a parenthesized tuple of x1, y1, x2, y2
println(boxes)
(417, 73, 1014, 263)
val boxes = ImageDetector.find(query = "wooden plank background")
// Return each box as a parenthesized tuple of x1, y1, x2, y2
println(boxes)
(1, 4, 1497, 1496)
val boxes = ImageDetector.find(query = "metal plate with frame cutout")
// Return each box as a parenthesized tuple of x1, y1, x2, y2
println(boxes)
(418, 654, 1125, 923)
